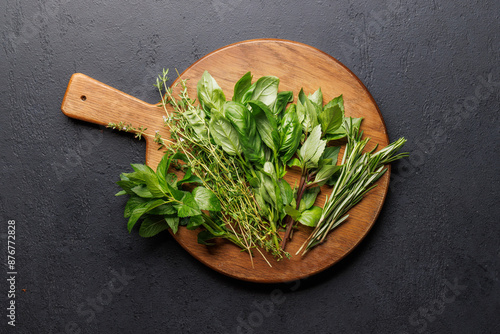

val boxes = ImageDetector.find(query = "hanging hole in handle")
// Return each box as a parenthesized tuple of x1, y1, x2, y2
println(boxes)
(80, 95, 87, 101)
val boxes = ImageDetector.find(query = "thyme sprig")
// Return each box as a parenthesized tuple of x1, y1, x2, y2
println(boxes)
(155, 69, 287, 262)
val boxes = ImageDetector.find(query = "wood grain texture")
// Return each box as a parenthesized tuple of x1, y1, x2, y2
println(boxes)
(61, 39, 390, 283)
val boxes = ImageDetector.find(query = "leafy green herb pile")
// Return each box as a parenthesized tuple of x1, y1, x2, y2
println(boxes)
(110, 69, 408, 263)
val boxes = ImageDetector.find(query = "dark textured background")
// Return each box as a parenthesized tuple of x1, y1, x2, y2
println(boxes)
(1, 0, 499, 333)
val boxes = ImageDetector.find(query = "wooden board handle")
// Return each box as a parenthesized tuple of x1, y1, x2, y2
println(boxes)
(61, 73, 171, 167)
(61, 73, 162, 135)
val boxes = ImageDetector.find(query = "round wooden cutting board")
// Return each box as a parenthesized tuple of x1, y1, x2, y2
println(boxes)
(61, 39, 390, 283)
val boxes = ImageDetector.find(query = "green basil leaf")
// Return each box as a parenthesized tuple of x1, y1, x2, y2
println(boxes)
(284, 205, 301, 220)
(197, 71, 226, 116)
(182, 106, 208, 141)
(325, 117, 363, 141)
(325, 132, 346, 141)
(232, 72, 253, 103)
(298, 206, 323, 227)
(255, 172, 273, 206)
(308, 88, 323, 107)
(299, 186, 321, 212)
(317, 146, 340, 171)
(299, 124, 327, 169)
(326, 168, 342, 186)
(314, 164, 341, 184)
(348, 117, 363, 131)
(297, 91, 320, 133)
(209, 111, 242, 156)
(224, 101, 265, 164)
(322, 146, 341, 162)
(124, 168, 149, 186)
(253, 192, 270, 217)
(319, 103, 343, 135)
(174, 192, 201, 218)
(241, 82, 256, 104)
(278, 179, 294, 206)
(287, 157, 302, 169)
(248, 100, 280, 154)
(250, 76, 279, 108)
(192, 187, 221, 211)
(120, 171, 144, 183)
(248, 176, 260, 188)
(261, 162, 283, 214)
(278, 105, 302, 164)
(324, 94, 345, 113)
(139, 216, 171, 237)
(274, 90, 293, 117)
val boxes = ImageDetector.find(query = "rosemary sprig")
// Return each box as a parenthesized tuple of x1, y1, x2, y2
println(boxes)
(296, 118, 408, 255)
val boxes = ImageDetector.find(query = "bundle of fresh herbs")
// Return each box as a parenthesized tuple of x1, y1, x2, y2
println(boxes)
(110, 68, 408, 264)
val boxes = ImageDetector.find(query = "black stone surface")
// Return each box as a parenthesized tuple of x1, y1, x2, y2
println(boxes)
(1, 1, 499, 333)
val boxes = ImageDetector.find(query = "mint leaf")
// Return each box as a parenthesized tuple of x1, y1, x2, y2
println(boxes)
(124, 196, 149, 218)
(177, 168, 202, 186)
(131, 184, 154, 198)
(165, 216, 180, 234)
(186, 215, 204, 230)
(156, 152, 170, 189)
(127, 199, 167, 232)
(139, 216, 171, 237)
(192, 187, 221, 212)
(165, 173, 178, 189)
(174, 192, 201, 217)
(197, 230, 218, 246)
(147, 203, 176, 215)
